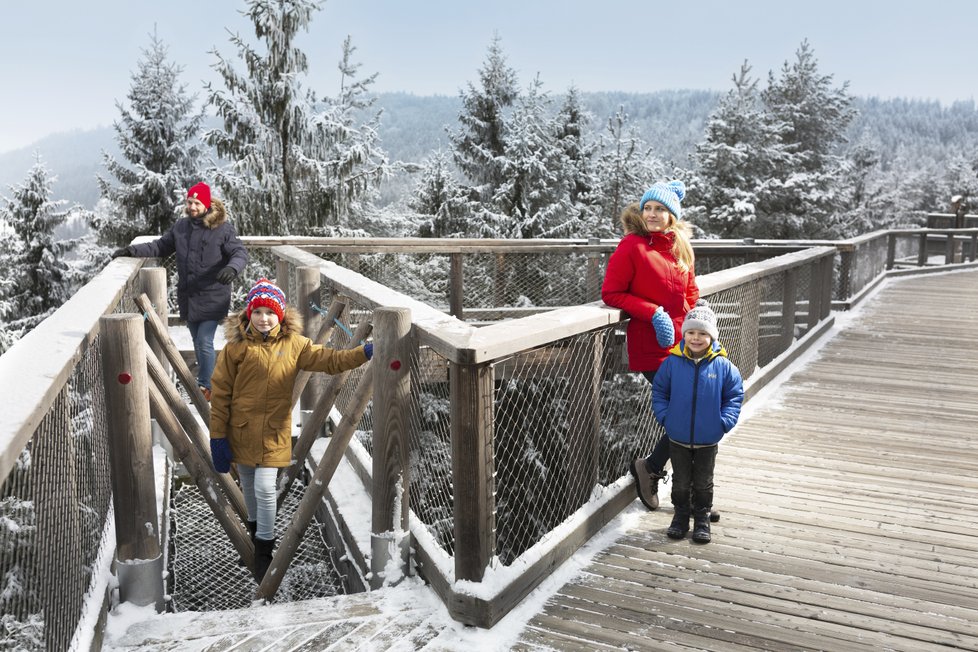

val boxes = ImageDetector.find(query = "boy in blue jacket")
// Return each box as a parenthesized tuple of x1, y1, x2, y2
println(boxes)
(652, 299, 743, 543)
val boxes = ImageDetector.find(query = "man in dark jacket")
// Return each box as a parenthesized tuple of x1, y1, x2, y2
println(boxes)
(112, 182, 248, 398)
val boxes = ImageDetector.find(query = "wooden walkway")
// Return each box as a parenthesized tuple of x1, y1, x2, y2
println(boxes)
(517, 269, 978, 651)
(106, 270, 978, 651)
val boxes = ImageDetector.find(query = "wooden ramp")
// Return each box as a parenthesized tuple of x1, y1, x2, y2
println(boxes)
(517, 270, 978, 651)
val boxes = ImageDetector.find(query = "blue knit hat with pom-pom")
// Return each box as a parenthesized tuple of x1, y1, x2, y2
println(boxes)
(639, 180, 686, 219)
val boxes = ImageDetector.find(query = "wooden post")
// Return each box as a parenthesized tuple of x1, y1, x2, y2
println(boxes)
(944, 233, 955, 264)
(370, 308, 413, 589)
(886, 233, 897, 270)
(585, 238, 602, 302)
(139, 267, 168, 376)
(781, 267, 798, 350)
(917, 232, 928, 266)
(275, 258, 291, 296)
(451, 361, 495, 582)
(820, 254, 834, 320)
(564, 333, 601, 512)
(449, 253, 464, 320)
(970, 233, 978, 262)
(298, 266, 324, 432)
(806, 260, 821, 331)
(99, 314, 164, 611)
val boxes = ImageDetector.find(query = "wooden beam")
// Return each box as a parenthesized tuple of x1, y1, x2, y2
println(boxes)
(370, 307, 413, 588)
(135, 293, 210, 423)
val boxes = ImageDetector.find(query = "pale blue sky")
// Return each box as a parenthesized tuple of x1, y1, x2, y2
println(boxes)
(1, 0, 975, 154)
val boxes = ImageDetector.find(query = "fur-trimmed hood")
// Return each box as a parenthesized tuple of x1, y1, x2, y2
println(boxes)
(224, 304, 304, 343)
(187, 197, 229, 229)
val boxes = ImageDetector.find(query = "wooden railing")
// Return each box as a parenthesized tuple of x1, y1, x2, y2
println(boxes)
(4, 226, 978, 645)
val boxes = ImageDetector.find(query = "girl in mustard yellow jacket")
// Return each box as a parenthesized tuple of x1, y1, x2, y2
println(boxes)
(209, 278, 372, 582)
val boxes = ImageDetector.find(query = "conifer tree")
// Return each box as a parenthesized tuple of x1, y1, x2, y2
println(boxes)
(207, 0, 390, 236)
(756, 40, 857, 238)
(92, 30, 205, 246)
(692, 62, 795, 237)
(412, 150, 470, 237)
(0, 159, 78, 339)
(449, 34, 518, 200)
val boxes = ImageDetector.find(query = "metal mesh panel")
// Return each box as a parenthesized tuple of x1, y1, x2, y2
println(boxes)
(700, 281, 762, 380)
(407, 346, 454, 555)
(462, 252, 592, 310)
(168, 481, 347, 612)
(0, 277, 136, 652)
(491, 326, 659, 564)
(845, 235, 889, 300)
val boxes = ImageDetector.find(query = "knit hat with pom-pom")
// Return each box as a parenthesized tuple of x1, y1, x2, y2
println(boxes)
(682, 298, 719, 340)
(639, 180, 686, 219)
(246, 278, 286, 321)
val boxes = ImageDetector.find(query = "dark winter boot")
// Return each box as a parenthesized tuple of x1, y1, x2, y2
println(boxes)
(691, 510, 712, 544)
(237, 521, 257, 567)
(630, 459, 666, 511)
(254, 537, 276, 583)
(666, 509, 690, 539)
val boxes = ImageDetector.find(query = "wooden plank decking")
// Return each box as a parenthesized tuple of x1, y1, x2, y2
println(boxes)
(516, 270, 978, 651)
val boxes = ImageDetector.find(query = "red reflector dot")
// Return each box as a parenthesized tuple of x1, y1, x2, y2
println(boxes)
(118, 373, 133, 384)
(390, 360, 401, 371)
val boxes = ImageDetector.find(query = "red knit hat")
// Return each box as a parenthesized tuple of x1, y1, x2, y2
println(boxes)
(187, 182, 211, 209)
(246, 278, 287, 321)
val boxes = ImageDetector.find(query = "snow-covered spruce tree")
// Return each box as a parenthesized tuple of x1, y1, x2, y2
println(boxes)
(449, 34, 518, 203)
(587, 106, 662, 237)
(207, 0, 390, 236)
(92, 30, 206, 247)
(756, 40, 857, 238)
(554, 86, 597, 208)
(691, 61, 795, 238)
(0, 159, 79, 338)
(490, 77, 576, 240)
(302, 36, 392, 234)
(412, 150, 471, 238)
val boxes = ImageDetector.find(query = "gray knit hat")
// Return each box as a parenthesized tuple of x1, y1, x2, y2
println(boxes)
(682, 299, 719, 340)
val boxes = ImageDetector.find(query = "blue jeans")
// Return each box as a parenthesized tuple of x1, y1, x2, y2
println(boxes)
(187, 319, 219, 390)
(237, 465, 278, 540)
(641, 371, 670, 475)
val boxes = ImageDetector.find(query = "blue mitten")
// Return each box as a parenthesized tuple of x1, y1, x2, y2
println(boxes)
(210, 438, 232, 473)
(651, 306, 675, 348)
(363, 342, 373, 360)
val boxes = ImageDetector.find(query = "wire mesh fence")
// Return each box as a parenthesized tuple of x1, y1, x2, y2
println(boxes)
(0, 274, 141, 651)
(168, 479, 348, 612)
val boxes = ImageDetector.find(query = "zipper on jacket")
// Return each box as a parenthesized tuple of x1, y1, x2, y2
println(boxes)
(688, 357, 701, 445)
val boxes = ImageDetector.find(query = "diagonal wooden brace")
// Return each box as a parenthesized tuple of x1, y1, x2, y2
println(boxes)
(277, 318, 373, 507)
(256, 363, 375, 602)
(148, 382, 254, 570)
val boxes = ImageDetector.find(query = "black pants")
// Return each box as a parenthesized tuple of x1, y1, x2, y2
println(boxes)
(669, 441, 718, 516)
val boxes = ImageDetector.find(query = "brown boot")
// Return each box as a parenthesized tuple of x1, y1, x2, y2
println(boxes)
(629, 458, 666, 511)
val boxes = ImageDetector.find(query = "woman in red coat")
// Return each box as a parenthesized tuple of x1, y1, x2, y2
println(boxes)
(601, 180, 698, 511)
